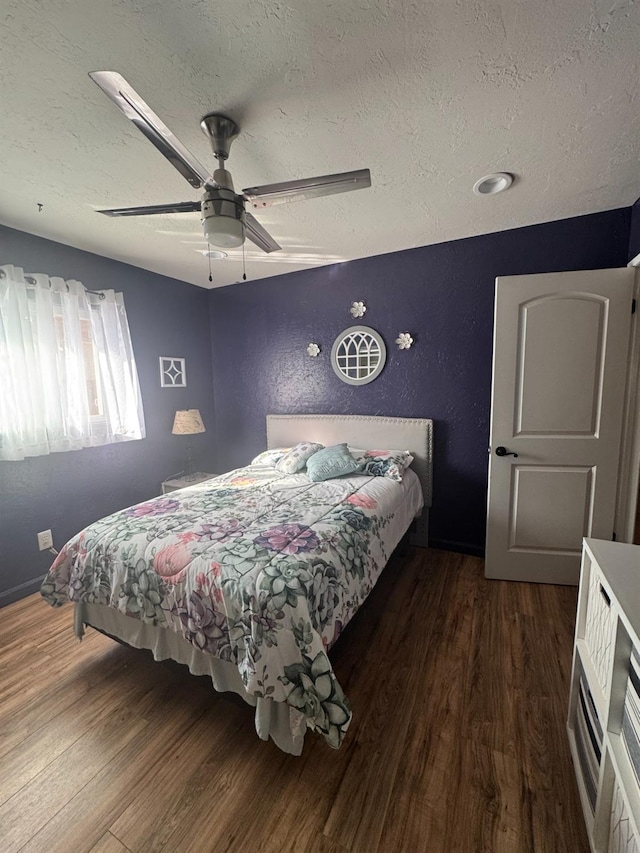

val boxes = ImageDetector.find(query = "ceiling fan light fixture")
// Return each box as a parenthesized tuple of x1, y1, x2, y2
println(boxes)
(201, 187, 246, 248)
(203, 216, 244, 248)
(472, 172, 514, 196)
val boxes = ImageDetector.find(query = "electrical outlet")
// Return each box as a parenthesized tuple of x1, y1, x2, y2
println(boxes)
(37, 529, 53, 551)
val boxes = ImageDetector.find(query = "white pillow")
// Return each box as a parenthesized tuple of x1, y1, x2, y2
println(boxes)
(250, 447, 290, 467)
(275, 441, 325, 474)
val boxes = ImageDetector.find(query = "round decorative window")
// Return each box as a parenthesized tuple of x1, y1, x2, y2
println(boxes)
(331, 325, 387, 386)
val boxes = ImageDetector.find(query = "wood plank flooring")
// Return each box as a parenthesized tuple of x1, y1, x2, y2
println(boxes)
(0, 549, 589, 853)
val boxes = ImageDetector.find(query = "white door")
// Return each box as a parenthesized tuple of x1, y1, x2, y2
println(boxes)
(485, 268, 635, 584)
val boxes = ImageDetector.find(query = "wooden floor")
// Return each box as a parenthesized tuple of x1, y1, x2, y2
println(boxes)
(0, 549, 589, 853)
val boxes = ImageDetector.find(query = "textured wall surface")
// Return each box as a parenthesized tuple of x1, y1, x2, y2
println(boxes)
(209, 207, 631, 555)
(629, 197, 640, 261)
(0, 225, 216, 605)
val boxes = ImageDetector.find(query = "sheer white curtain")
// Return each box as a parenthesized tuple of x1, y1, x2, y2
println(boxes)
(0, 264, 145, 461)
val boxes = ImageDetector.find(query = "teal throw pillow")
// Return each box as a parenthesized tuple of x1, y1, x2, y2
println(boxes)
(306, 444, 362, 482)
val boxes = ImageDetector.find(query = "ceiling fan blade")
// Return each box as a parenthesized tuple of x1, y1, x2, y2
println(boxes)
(242, 168, 371, 209)
(98, 201, 201, 217)
(89, 71, 213, 190)
(244, 212, 281, 253)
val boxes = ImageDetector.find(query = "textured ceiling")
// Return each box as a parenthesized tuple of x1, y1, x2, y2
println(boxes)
(1, 0, 639, 289)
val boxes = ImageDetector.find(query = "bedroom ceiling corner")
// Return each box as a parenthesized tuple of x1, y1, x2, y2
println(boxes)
(1, 0, 639, 289)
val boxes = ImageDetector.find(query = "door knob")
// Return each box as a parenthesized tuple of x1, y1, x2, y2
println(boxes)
(495, 446, 518, 458)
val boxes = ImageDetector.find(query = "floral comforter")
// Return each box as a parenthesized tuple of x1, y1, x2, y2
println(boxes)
(41, 463, 423, 748)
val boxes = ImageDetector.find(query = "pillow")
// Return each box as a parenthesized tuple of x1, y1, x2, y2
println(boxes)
(306, 443, 363, 482)
(349, 448, 414, 483)
(250, 447, 290, 467)
(275, 441, 324, 474)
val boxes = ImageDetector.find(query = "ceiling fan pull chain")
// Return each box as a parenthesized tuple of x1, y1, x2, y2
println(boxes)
(208, 242, 213, 283)
(242, 224, 247, 281)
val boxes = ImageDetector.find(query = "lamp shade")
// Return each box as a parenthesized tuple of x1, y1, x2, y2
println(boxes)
(172, 409, 205, 435)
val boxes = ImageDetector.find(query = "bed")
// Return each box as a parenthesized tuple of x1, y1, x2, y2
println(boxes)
(41, 414, 433, 754)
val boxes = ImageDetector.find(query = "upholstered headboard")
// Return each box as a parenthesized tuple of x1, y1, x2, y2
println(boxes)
(266, 413, 433, 510)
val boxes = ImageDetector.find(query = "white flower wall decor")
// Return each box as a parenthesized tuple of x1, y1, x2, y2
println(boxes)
(395, 332, 414, 350)
(350, 301, 366, 318)
(307, 342, 321, 357)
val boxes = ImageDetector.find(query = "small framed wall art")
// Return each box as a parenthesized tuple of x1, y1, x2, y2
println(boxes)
(159, 356, 187, 388)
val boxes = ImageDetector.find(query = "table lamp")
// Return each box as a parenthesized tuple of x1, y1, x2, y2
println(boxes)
(172, 409, 205, 479)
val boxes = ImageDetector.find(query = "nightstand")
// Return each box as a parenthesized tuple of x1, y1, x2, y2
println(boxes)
(161, 472, 215, 494)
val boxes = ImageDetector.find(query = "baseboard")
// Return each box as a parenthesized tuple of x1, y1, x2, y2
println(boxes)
(428, 538, 485, 558)
(0, 574, 46, 608)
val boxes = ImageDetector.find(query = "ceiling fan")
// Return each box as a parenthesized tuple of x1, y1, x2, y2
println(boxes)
(89, 71, 371, 253)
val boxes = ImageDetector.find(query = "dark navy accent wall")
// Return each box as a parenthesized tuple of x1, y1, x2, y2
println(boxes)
(209, 208, 631, 555)
(629, 197, 640, 261)
(0, 225, 216, 605)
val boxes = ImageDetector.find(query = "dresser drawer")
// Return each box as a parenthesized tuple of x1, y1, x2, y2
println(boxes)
(622, 647, 640, 791)
(584, 562, 616, 695)
(609, 778, 640, 853)
(573, 664, 604, 814)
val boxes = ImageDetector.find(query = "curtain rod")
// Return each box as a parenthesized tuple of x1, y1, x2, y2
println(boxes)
(0, 268, 106, 299)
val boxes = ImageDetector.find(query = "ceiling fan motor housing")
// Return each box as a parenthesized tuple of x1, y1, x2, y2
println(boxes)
(201, 186, 246, 248)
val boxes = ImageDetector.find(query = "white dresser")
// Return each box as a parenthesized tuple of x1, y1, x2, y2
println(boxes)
(569, 538, 640, 852)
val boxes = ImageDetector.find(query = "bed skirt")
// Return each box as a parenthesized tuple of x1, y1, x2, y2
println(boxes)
(74, 602, 307, 755)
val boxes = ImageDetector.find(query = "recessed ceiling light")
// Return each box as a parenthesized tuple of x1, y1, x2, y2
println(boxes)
(198, 249, 228, 259)
(472, 172, 514, 196)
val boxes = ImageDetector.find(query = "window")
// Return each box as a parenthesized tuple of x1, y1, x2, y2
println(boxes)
(0, 265, 145, 461)
(52, 314, 103, 418)
(81, 318, 103, 418)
